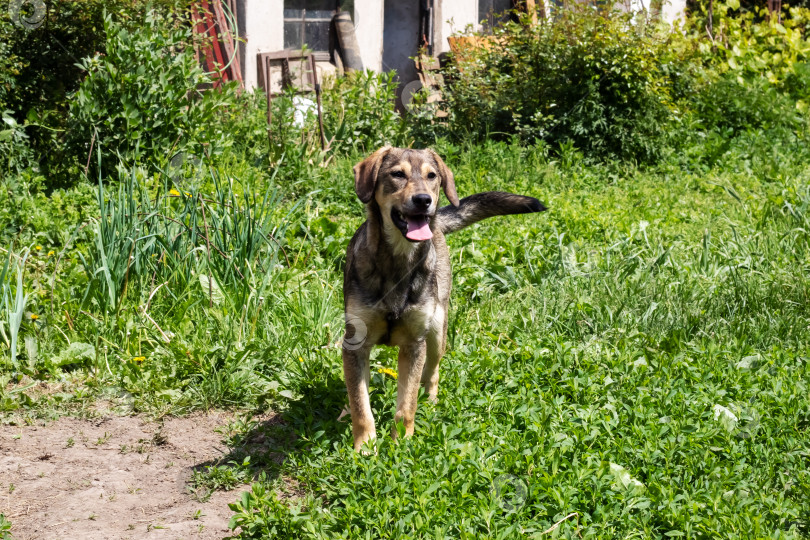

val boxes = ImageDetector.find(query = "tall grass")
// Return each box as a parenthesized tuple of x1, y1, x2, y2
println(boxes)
(79, 161, 297, 343)
(0, 247, 28, 369)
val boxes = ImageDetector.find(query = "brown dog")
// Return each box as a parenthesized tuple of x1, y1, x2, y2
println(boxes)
(342, 147, 546, 451)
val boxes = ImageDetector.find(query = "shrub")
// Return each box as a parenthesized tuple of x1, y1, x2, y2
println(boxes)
(0, 110, 34, 173)
(256, 70, 407, 184)
(0, 1, 144, 116)
(442, 6, 676, 162)
(320, 70, 409, 154)
(66, 10, 237, 177)
(0, 1, 176, 183)
(674, 2, 810, 148)
(690, 2, 810, 91)
(691, 74, 804, 133)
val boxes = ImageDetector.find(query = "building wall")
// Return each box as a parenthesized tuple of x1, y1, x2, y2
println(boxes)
(237, 0, 689, 90)
(606, 0, 687, 24)
(238, 0, 284, 89)
(354, 0, 384, 72)
(435, 0, 479, 55)
(661, 0, 687, 25)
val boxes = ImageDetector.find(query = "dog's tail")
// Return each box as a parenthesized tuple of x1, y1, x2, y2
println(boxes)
(436, 191, 547, 235)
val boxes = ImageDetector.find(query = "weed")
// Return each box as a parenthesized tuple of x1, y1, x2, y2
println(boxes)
(0, 514, 11, 540)
(0, 247, 29, 370)
(188, 456, 251, 502)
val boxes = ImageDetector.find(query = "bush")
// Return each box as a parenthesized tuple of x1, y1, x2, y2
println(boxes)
(66, 9, 237, 177)
(0, 1, 176, 184)
(0, 0, 143, 116)
(268, 70, 407, 156)
(320, 70, 409, 154)
(691, 74, 804, 133)
(689, 2, 810, 91)
(442, 6, 676, 162)
(257, 70, 407, 184)
(673, 2, 810, 153)
(0, 110, 34, 174)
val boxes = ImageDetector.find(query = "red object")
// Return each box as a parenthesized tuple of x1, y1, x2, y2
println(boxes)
(191, 0, 243, 87)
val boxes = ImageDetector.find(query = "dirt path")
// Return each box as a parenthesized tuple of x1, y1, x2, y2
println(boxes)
(0, 412, 249, 540)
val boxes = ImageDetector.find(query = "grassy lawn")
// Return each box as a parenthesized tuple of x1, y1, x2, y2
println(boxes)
(3, 138, 810, 538)
(220, 141, 809, 538)
(3, 2, 810, 537)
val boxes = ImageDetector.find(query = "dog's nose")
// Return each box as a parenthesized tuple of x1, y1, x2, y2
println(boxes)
(412, 194, 432, 209)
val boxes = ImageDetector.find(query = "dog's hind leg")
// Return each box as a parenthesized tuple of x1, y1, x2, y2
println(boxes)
(421, 305, 447, 402)
(343, 345, 376, 452)
(393, 340, 427, 439)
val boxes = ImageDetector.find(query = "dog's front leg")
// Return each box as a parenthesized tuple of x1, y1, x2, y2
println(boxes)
(343, 345, 376, 452)
(421, 324, 445, 403)
(393, 340, 427, 439)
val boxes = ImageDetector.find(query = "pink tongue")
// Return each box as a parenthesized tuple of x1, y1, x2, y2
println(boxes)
(405, 216, 433, 241)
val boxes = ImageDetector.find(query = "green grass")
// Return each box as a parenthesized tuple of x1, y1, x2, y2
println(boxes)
(218, 140, 810, 538)
(2, 135, 810, 537)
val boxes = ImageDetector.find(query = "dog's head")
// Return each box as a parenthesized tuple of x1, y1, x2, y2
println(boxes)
(353, 147, 459, 242)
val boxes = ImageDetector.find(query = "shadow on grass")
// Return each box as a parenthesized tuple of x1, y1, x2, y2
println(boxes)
(181, 373, 350, 501)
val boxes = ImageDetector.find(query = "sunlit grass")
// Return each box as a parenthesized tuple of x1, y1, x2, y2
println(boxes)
(2, 136, 810, 537)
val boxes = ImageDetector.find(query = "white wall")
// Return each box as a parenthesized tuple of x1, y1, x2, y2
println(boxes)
(614, 0, 687, 24)
(436, 0, 479, 54)
(355, 0, 384, 72)
(240, 0, 284, 89)
(661, 0, 687, 25)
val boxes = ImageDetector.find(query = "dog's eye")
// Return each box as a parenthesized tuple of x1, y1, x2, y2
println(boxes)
(391, 171, 406, 179)
(427, 172, 437, 179)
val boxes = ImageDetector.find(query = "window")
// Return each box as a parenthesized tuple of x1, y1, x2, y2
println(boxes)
(478, 0, 512, 30)
(283, 0, 354, 53)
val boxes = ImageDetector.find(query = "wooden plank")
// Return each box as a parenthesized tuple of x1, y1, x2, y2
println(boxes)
(525, 0, 538, 25)
(191, 3, 216, 76)
(212, 0, 242, 84)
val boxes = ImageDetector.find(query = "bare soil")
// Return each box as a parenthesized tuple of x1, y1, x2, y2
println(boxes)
(0, 411, 250, 540)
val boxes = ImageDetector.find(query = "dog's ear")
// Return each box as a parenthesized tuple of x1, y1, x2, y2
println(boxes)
(427, 149, 459, 207)
(353, 146, 392, 204)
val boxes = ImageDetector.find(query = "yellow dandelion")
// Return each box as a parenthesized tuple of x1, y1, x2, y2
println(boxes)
(47, 250, 55, 257)
(35, 245, 42, 251)
(30, 314, 39, 320)
(184, 191, 191, 196)
(169, 188, 181, 197)
(378, 367, 397, 379)
(298, 356, 304, 363)
(133, 356, 146, 365)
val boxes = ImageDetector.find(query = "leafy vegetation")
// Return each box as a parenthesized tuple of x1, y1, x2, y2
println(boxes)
(441, 6, 676, 162)
(0, 0, 178, 183)
(429, 2, 810, 165)
(2, 1, 810, 538)
(220, 139, 810, 538)
(0, 513, 12, 540)
(67, 11, 238, 177)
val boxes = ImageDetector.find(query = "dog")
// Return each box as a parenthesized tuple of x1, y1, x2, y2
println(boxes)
(342, 146, 546, 451)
